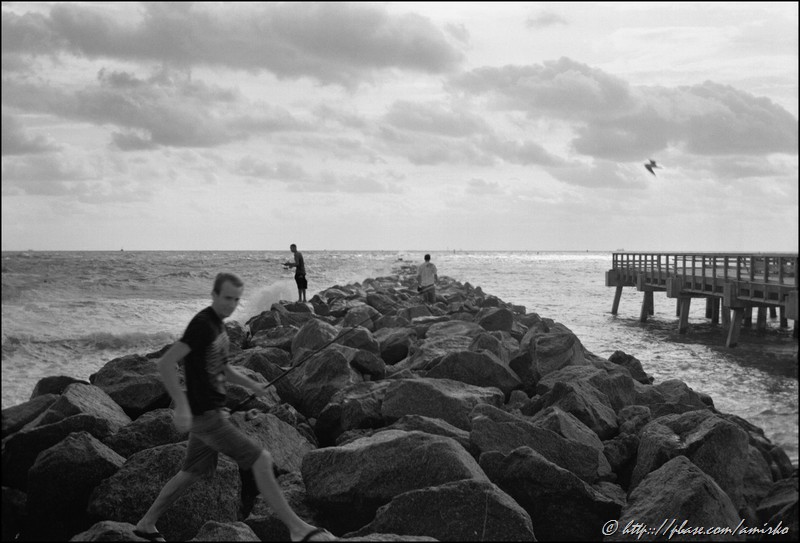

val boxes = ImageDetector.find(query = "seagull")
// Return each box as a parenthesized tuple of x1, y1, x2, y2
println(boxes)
(644, 159, 660, 176)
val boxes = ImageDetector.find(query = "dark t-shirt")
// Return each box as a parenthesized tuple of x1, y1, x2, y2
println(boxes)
(294, 251, 305, 276)
(180, 306, 230, 415)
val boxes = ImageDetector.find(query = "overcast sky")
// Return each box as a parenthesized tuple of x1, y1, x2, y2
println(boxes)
(2, 2, 797, 252)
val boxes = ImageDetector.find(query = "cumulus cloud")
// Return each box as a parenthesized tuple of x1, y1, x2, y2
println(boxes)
(451, 58, 636, 120)
(2, 65, 307, 150)
(452, 58, 798, 167)
(1, 113, 59, 155)
(3, 2, 464, 87)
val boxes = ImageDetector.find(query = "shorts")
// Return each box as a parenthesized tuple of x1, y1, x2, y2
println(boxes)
(181, 409, 263, 475)
(295, 274, 308, 289)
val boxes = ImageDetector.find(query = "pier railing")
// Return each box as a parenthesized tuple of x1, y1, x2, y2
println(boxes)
(606, 252, 798, 346)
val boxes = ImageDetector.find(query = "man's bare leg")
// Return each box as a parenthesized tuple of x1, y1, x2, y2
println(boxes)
(251, 451, 333, 541)
(135, 470, 199, 534)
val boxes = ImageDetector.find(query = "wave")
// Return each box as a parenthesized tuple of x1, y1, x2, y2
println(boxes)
(2, 330, 176, 359)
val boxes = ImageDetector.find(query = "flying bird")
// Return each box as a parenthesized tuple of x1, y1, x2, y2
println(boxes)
(644, 159, 660, 176)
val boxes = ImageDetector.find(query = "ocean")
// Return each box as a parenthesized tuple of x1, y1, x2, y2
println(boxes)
(2, 250, 797, 465)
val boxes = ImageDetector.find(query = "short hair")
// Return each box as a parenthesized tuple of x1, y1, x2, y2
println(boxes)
(424, 254, 431, 261)
(290, 244, 297, 249)
(213, 272, 244, 293)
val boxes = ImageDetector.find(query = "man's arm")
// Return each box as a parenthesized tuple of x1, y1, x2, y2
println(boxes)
(225, 364, 269, 397)
(157, 342, 192, 431)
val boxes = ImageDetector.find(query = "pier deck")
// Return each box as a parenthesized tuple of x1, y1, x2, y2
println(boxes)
(606, 252, 798, 347)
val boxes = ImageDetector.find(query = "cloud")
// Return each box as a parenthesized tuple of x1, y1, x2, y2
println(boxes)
(526, 11, 568, 29)
(2, 65, 308, 150)
(3, 2, 464, 87)
(383, 100, 490, 137)
(451, 57, 636, 119)
(1, 113, 59, 155)
(466, 178, 503, 195)
(452, 58, 798, 165)
(545, 160, 644, 189)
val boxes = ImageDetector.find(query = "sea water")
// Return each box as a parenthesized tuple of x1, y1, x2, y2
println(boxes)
(2, 250, 797, 465)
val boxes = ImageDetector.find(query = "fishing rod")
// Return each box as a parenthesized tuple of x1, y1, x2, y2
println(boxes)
(231, 281, 436, 414)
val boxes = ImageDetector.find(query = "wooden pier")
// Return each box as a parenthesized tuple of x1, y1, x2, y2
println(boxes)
(606, 252, 799, 347)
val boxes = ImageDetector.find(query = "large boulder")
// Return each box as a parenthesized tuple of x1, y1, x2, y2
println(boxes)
(469, 332, 514, 364)
(538, 364, 637, 413)
(630, 410, 750, 508)
(1, 393, 59, 438)
(469, 403, 612, 483)
(384, 415, 476, 457)
(87, 442, 241, 542)
(529, 405, 604, 453)
(103, 408, 188, 457)
(381, 378, 504, 431)
(521, 323, 588, 378)
(89, 354, 170, 419)
(68, 520, 149, 542)
(301, 430, 489, 533)
(523, 380, 618, 440)
(244, 472, 323, 541)
(229, 347, 298, 405)
(29, 375, 89, 399)
(250, 325, 299, 351)
(608, 350, 653, 384)
(342, 305, 382, 331)
(227, 412, 315, 474)
(34, 383, 131, 431)
(287, 348, 364, 419)
(189, 520, 261, 541)
(609, 456, 743, 541)
(475, 307, 515, 332)
(374, 327, 417, 365)
(424, 350, 522, 398)
(25, 431, 125, 540)
(756, 476, 798, 525)
(315, 381, 394, 445)
(347, 479, 536, 541)
(291, 319, 339, 359)
(2, 413, 117, 490)
(392, 335, 473, 373)
(426, 320, 485, 339)
(335, 326, 381, 355)
(480, 446, 623, 541)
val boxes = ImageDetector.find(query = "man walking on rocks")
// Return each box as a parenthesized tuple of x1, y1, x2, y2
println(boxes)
(416, 253, 438, 304)
(134, 273, 334, 543)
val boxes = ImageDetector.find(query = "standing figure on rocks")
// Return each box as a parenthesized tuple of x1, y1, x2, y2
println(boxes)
(416, 253, 439, 304)
(134, 272, 334, 543)
(284, 243, 307, 303)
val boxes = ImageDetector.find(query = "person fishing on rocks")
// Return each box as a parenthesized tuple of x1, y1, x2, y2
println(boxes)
(416, 253, 438, 304)
(134, 272, 334, 543)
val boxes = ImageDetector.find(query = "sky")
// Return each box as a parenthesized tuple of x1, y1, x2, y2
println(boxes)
(1, 2, 798, 252)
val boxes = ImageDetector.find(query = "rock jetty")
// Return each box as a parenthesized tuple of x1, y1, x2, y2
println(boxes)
(2, 270, 798, 541)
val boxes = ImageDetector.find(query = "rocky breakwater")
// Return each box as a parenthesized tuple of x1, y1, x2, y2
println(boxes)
(2, 271, 798, 542)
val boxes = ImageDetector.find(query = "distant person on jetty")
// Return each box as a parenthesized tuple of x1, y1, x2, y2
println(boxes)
(416, 253, 438, 304)
(284, 243, 307, 303)
(134, 272, 334, 543)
